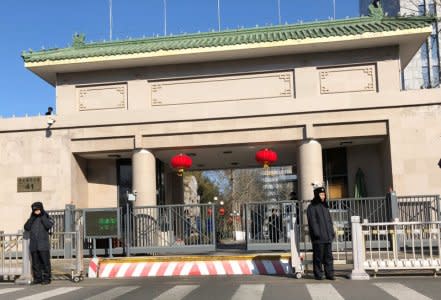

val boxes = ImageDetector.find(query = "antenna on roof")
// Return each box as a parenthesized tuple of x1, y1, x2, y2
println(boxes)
(163, 0, 167, 35)
(333, 0, 336, 19)
(109, 0, 113, 40)
(277, 0, 281, 24)
(217, 0, 221, 31)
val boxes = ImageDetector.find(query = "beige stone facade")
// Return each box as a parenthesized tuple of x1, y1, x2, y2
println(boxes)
(1, 20, 440, 233)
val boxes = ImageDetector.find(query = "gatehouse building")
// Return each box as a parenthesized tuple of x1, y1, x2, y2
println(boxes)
(1, 9, 440, 233)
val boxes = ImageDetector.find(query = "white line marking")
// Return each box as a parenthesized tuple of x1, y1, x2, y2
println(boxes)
(17, 287, 82, 300)
(153, 285, 199, 300)
(132, 262, 146, 277)
(100, 263, 114, 278)
(306, 284, 344, 300)
(0, 288, 25, 295)
(148, 262, 161, 276)
(231, 284, 265, 300)
(230, 260, 242, 275)
(181, 262, 193, 276)
(374, 282, 432, 300)
(116, 262, 131, 278)
(164, 262, 178, 276)
(84, 286, 139, 300)
(197, 261, 209, 275)
(213, 261, 226, 275)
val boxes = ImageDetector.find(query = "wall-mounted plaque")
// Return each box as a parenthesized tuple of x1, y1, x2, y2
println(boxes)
(17, 176, 42, 192)
(150, 71, 294, 106)
(319, 64, 377, 94)
(77, 83, 127, 111)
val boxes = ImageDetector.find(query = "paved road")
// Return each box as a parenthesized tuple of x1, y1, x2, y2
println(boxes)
(1, 276, 440, 300)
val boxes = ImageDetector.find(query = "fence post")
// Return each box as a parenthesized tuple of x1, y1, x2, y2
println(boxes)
(388, 191, 399, 221)
(15, 231, 32, 285)
(64, 204, 75, 259)
(290, 214, 303, 276)
(349, 216, 369, 280)
(437, 195, 441, 221)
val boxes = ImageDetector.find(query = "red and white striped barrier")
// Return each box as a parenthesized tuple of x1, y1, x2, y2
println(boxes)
(88, 257, 100, 278)
(98, 259, 290, 278)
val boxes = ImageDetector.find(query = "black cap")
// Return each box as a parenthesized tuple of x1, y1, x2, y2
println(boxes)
(31, 202, 44, 211)
(314, 187, 326, 194)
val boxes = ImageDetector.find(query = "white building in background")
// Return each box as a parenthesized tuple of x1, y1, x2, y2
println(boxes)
(360, 0, 441, 89)
(261, 167, 294, 201)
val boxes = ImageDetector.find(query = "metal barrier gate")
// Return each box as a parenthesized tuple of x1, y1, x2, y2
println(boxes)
(0, 231, 23, 279)
(246, 201, 296, 251)
(350, 217, 441, 279)
(127, 203, 216, 254)
(362, 220, 441, 273)
(45, 194, 440, 256)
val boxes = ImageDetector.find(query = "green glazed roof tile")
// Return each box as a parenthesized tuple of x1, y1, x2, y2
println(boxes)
(22, 16, 434, 63)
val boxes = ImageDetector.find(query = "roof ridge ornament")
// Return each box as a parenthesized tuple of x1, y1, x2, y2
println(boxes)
(72, 33, 86, 48)
(368, 0, 384, 20)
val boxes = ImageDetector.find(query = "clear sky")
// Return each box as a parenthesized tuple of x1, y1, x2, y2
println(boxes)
(0, 0, 359, 117)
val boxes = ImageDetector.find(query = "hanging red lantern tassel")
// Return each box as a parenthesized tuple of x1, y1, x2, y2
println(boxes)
(170, 153, 192, 176)
(255, 148, 278, 168)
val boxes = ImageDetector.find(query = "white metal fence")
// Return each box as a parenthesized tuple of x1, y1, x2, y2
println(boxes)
(362, 220, 441, 272)
(0, 232, 23, 279)
(349, 217, 441, 279)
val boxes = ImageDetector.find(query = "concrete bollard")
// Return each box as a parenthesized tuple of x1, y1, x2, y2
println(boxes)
(15, 231, 32, 285)
(349, 216, 370, 280)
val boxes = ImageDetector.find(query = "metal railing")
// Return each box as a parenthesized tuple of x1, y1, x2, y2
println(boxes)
(328, 197, 392, 224)
(44, 194, 440, 256)
(0, 231, 23, 278)
(127, 203, 216, 254)
(246, 201, 296, 251)
(362, 220, 441, 272)
(397, 195, 440, 222)
(48, 210, 65, 233)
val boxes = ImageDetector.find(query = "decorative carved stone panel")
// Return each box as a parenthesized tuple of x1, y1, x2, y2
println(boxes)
(150, 71, 294, 106)
(319, 65, 377, 94)
(77, 84, 127, 111)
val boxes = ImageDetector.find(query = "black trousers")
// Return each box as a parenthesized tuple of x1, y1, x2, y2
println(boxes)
(312, 243, 334, 278)
(31, 250, 51, 283)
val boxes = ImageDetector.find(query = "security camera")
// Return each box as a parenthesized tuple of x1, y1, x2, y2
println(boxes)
(127, 190, 137, 201)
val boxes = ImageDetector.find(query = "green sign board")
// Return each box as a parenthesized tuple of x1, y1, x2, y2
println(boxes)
(84, 209, 120, 238)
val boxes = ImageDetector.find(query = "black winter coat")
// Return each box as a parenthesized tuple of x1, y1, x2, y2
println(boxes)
(24, 212, 54, 252)
(306, 197, 335, 244)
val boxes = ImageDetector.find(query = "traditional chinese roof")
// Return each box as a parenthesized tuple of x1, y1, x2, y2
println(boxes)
(22, 17, 433, 63)
(22, 15, 435, 85)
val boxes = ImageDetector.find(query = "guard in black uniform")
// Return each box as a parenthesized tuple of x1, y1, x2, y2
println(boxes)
(306, 187, 335, 280)
(24, 202, 54, 284)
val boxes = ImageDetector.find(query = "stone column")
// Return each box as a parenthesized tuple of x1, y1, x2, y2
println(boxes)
(297, 139, 324, 202)
(132, 149, 156, 207)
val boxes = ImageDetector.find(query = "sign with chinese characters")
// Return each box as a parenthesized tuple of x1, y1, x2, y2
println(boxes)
(84, 209, 120, 238)
(17, 176, 42, 192)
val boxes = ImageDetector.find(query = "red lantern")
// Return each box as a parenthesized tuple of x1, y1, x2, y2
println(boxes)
(219, 207, 225, 216)
(170, 153, 192, 176)
(255, 148, 278, 168)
